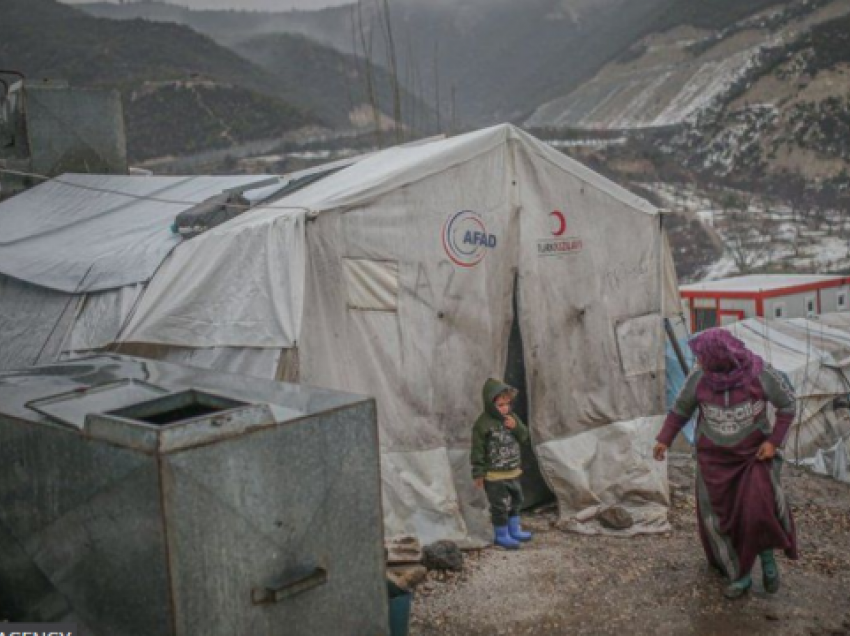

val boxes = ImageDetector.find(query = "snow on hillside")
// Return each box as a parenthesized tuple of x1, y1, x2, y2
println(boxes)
(649, 182, 850, 281)
(527, 35, 771, 130)
(527, 0, 850, 131)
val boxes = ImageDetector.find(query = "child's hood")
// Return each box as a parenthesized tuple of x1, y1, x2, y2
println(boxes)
(482, 378, 516, 419)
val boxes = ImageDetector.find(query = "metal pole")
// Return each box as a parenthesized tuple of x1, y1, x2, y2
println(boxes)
(664, 316, 690, 376)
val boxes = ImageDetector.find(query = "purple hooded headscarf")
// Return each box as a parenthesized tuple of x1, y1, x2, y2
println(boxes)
(689, 328, 764, 391)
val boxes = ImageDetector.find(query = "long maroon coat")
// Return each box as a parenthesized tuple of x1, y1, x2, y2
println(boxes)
(658, 364, 798, 580)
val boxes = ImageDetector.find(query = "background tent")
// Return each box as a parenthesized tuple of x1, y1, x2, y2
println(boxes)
(723, 315, 850, 483)
(0, 173, 280, 372)
(0, 125, 679, 545)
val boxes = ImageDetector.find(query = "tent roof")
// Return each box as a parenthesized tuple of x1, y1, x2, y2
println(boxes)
(0, 173, 274, 293)
(0, 125, 657, 294)
(682, 274, 846, 294)
(725, 316, 850, 383)
(262, 123, 657, 217)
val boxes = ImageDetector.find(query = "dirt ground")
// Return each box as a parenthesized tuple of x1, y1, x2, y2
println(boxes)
(410, 454, 850, 636)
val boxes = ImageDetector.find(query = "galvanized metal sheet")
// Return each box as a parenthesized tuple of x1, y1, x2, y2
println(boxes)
(26, 379, 169, 429)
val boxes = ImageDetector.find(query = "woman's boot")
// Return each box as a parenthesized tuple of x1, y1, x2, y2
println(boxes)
(760, 550, 780, 593)
(723, 573, 752, 599)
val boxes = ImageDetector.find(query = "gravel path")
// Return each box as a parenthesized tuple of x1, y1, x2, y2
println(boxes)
(410, 454, 850, 636)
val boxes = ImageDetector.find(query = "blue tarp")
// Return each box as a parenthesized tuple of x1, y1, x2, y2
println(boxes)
(665, 335, 696, 444)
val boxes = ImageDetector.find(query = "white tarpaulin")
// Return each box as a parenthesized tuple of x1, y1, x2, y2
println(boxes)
(724, 316, 850, 473)
(0, 174, 273, 292)
(120, 209, 306, 349)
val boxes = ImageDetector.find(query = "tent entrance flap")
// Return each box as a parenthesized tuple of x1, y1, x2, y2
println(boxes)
(504, 273, 554, 509)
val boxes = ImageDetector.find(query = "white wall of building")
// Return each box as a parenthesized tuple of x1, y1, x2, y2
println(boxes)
(718, 298, 757, 319)
(765, 292, 815, 321)
(820, 285, 850, 314)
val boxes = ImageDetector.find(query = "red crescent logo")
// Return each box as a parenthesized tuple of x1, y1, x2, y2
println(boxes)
(551, 210, 566, 237)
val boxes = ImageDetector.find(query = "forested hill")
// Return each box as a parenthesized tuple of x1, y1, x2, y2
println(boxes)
(232, 32, 437, 134)
(532, 0, 850, 192)
(0, 0, 312, 162)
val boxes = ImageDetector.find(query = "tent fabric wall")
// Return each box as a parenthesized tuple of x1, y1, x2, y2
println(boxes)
(0, 274, 77, 370)
(108, 343, 283, 380)
(120, 210, 306, 349)
(298, 142, 517, 544)
(535, 417, 669, 536)
(512, 143, 668, 534)
(65, 284, 145, 353)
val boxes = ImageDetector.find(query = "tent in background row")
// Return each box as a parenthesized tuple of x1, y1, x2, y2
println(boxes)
(0, 173, 283, 372)
(722, 315, 850, 483)
(0, 124, 682, 545)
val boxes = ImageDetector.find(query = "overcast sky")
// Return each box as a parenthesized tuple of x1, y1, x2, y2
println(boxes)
(62, 0, 352, 11)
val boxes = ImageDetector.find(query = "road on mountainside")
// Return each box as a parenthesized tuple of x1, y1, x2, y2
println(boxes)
(410, 454, 850, 636)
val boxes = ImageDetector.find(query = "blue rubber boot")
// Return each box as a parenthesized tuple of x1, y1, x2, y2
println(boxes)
(508, 515, 533, 542)
(494, 525, 520, 550)
(760, 550, 780, 593)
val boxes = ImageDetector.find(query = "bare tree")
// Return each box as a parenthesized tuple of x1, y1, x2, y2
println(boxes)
(723, 192, 776, 274)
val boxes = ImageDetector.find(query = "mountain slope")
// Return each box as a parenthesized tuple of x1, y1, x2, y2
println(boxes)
(670, 4, 850, 186)
(1, 0, 312, 162)
(78, 0, 681, 126)
(231, 32, 437, 132)
(526, 0, 850, 130)
(79, 0, 814, 130)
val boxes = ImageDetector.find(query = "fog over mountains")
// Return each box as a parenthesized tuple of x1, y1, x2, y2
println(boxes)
(13, 0, 850, 193)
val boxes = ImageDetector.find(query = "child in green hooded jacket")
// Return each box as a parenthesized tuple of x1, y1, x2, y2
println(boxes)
(471, 378, 533, 549)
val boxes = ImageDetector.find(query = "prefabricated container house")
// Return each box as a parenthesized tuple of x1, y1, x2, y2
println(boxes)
(681, 274, 850, 332)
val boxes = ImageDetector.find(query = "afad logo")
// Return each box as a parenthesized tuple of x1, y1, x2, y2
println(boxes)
(442, 210, 497, 267)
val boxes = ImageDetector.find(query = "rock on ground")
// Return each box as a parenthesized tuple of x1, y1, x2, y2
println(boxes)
(422, 540, 464, 572)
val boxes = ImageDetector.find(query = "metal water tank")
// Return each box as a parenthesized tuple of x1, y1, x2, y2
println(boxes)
(0, 354, 388, 636)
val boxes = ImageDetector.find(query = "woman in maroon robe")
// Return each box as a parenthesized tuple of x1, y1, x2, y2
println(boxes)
(654, 328, 798, 599)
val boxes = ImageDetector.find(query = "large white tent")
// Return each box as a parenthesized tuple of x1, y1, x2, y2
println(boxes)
(0, 124, 680, 544)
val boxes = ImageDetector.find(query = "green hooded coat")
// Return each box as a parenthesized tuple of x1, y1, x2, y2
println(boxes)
(470, 378, 530, 480)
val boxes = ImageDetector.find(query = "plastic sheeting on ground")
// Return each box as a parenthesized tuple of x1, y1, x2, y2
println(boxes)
(799, 437, 850, 483)
(536, 416, 671, 536)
